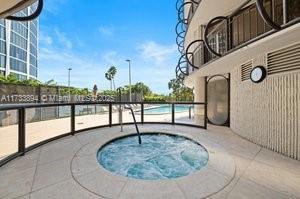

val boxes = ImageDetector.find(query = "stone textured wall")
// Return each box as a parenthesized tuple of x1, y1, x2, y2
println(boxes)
(230, 55, 300, 160)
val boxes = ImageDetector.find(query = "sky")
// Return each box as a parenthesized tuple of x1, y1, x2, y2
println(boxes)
(38, 0, 178, 94)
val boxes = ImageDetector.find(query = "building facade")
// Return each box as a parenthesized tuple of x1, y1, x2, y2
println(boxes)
(176, 0, 300, 159)
(0, 6, 38, 80)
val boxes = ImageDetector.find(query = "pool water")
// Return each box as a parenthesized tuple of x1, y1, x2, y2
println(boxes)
(97, 134, 209, 180)
(143, 105, 193, 114)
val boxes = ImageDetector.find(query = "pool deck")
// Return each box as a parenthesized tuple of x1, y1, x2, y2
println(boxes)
(0, 124, 299, 199)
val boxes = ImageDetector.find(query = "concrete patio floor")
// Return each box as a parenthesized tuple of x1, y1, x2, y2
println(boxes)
(0, 124, 299, 199)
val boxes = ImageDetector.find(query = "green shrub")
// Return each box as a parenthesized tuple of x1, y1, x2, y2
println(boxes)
(144, 95, 166, 102)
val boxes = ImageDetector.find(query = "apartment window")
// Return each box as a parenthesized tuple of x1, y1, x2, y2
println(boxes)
(30, 32, 37, 47)
(287, 0, 300, 21)
(205, 20, 227, 62)
(0, 26, 5, 40)
(32, 19, 38, 28)
(11, 21, 28, 38)
(30, 23, 38, 36)
(0, 40, 6, 54)
(10, 58, 27, 73)
(10, 45, 27, 62)
(30, 65, 37, 77)
(30, 54, 37, 67)
(0, 54, 5, 68)
(11, 32, 27, 50)
(30, 44, 37, 56)
(0, 19, 5, 26)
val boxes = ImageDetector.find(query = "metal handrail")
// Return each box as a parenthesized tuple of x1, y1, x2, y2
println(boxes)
(124, 105, 142, 145)
(0, 101, 207, 167)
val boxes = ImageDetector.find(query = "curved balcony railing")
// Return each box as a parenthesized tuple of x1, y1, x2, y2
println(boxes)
(0, 101, 207, 167)
(179, 0, 300, 78)
(176, 54, 190, 80)
(4, 0, 43, 21)
(185, 39, 204, 70)
(175, 19, 188, 55)
(177, 2, 194, 24)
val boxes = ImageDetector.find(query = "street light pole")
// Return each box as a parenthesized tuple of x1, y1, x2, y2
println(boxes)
(126, 60, 132, 102)
(68, 68, 72, 102)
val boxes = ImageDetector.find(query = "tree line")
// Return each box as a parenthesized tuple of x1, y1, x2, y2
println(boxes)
(1, 68, 194, 102)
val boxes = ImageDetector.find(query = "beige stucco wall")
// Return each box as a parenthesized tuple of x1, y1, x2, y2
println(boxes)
(193, 77, 206, 125)
(230, 55, 300, 160)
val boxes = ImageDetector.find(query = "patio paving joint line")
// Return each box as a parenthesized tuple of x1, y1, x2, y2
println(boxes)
(175, 181, 188, 199)
(29, 148, 41, 197)
(205, 162, 237, 199)
(69, 142, 111, 199)
(116, 178, 130, 199)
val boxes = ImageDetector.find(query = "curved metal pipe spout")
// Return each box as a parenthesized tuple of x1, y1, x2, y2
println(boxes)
(124, 105, 142, 145)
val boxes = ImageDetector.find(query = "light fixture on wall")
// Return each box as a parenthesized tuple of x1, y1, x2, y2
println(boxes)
(250, 66, 267, 83)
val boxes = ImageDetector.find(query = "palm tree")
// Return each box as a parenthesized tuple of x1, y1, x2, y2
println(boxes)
(105, 72, 112, 90)
(108, 66, 117, 90)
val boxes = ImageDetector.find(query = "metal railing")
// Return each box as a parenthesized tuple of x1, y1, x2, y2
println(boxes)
(177, 0, 300, 80)
(0, 101, 207, 167)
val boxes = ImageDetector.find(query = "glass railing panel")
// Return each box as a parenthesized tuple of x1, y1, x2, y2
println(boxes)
(143, 103, 172, 123)
(175, 104, 205, 127)
(25, 106, 71, 147)
(112, 104, 141, 124)
(0, 110, 18, 160)
(75, 104, 109, 131)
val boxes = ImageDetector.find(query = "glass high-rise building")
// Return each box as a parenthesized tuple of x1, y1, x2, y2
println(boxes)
(0, 5, 38, 80)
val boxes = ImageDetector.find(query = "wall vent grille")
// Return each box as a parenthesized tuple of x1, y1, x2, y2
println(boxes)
(241, 61, 252, 81)
(268, 43, 300, 75)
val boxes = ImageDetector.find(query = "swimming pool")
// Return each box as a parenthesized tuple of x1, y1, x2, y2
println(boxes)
(97, 133, 208, 180)
(142, 105, 193, 115)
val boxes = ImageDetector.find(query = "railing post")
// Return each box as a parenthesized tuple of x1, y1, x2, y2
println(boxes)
(141, 103, 144, 124)
(172, 103, 175, 124)
(283, 0, 287, 24)
(109, 103, 112, 127)
(18, 108, 26, 155)
(204, 77, 208, 129)
(71, 104, 75, 135)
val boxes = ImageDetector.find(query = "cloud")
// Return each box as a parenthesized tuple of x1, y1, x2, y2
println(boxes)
(138, 41, 177, 64)
(43, 0, 68, 14)
(39, 46, 107, 86)
(38, 26, 177, 93)
(54, 28, 73, 49)
(102, 51, 124, 66)
(39, 31, 53, 46)
(98, 25, 114, 37)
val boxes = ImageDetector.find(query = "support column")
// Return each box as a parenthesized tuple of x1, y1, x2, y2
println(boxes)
(194, 77, 206, 125)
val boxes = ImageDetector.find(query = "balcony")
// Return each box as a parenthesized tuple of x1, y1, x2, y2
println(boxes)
(176, 0, 300, 80)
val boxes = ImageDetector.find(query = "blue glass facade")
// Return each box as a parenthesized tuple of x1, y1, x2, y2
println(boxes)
(0, 5, 38, 80)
